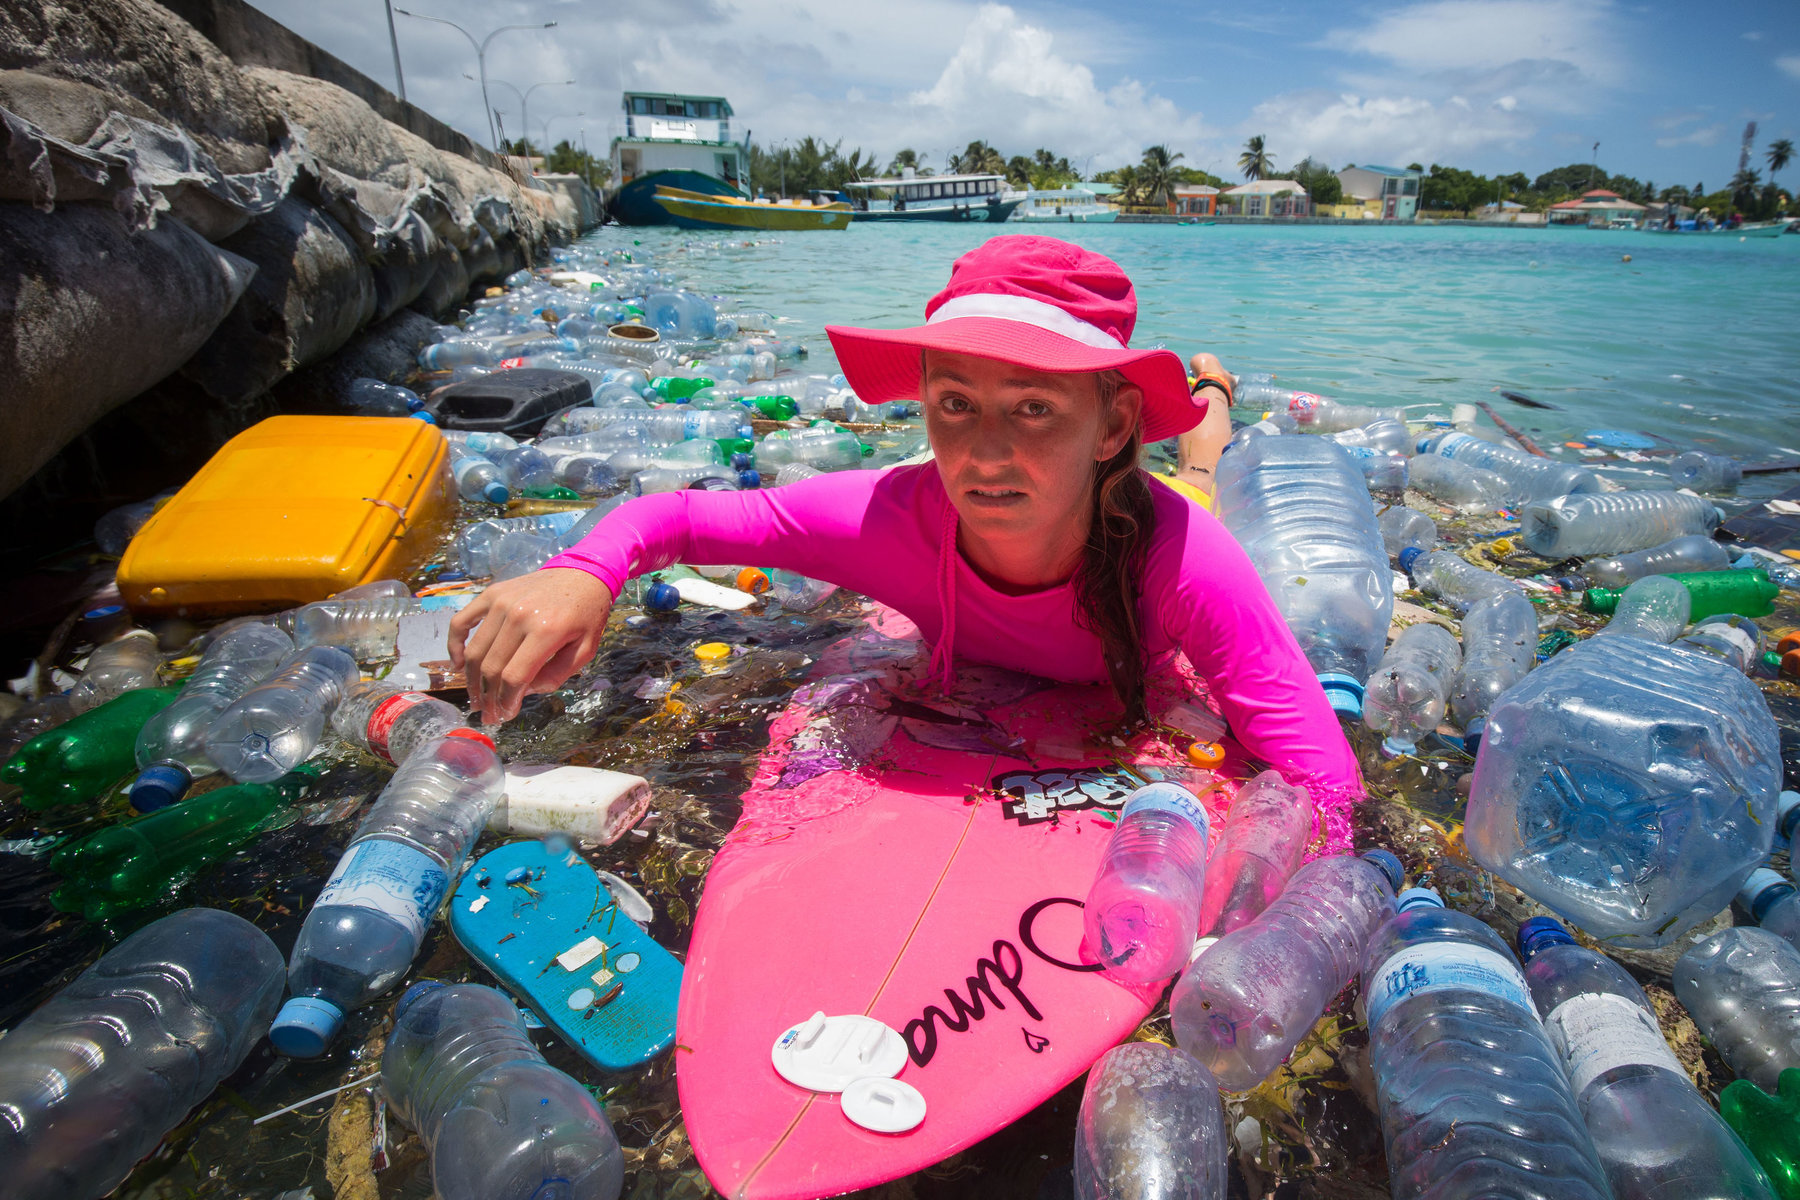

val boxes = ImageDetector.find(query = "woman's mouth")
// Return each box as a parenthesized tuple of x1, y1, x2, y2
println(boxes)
(966, 486, 1026, 506)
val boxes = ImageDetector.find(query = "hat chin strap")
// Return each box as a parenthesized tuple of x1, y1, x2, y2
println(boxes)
(926, 293, 1125, 351)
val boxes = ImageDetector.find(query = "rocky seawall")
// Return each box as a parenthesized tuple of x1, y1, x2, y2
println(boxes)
(0, 0, 600, 555)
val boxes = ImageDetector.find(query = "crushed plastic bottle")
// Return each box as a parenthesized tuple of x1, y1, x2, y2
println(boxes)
(1522, 490, 1722, 559)
(1360, 889, 1612, 1200)
(1674, 926, 1800, 1092)
(1403, 452, 1507, 513)
(1215, 435, 1393, 716)
(1073, 1041, 1228, 1200)
(1400, 548, 1523, 612)
(2, 685, 179, 809)
(0, 907, 284, 1200)
(332, 680, 470, 765)
(131, 622, 295, 811)
(1082, 782, 1212, 984)
(1332, 417, 1412, 456)
(631, 464, 757, 494)
(1172, 849, 1402, 1089)
(1668, 450, 1743, 493)
(1378, 506, 1438, 563)
(271, 734, 504, 1056)
(1449, 590, 1538, 744)
(292, 596, 425, 658)
(69, 630, 161, 713)
(1363, 622, 1461, 755)
(382, 982, 625, 1200)
(1578, 534, 1733, 589)
(1417, 430, 1603, 505)
(204, 646, 359, 783)
(1197, 770, 1314, 937)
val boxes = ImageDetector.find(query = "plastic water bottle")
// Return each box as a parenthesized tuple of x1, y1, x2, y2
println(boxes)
(631, 464, 758, 495)
(643, 290, 717, 340)
(1676, 613, 1765, 671)
(450, 444, 510, 504)
(270, 734, 503, 1056)
(1594, 573, 1692, 643)
(382, 982, 625, 1200)
(1449, 591, 1538, 742)
(1720, 1072, 1800, 1200)
(1417, 430, 1603, 504)
(1081, 782, 1212, 984)
(454, 510, 585, 576)
(1400, 548, 1523, 612)
(1332, 417, 1412, 456)
(755, 428, 867, 471)
(131, 622, 294, 811)
(1673, 927, 1800, 1092)
(1215, 435, 1393, 716)
(489, 531, 561, 579)
(0, 907, 284, 1200)
(1668, 450, 1743, 493)
(1073, 1041, 1227, 1200)
(1518, 917, 1777, 1200)
(1378, 506, 1438, 562)
(292, 597, 425, 658)
(1584, 568, 1779, 623)
(1404, 452, 1507, 513)
(494, 445, 557, 494)
(2, 685, 178, 809)
(347, 377, 426, 416)
(1360, 889, 1612, 1200)
(766, 568, 839, 612)
(774, 462, 825, 486)
(1233, 382, 1404, 433)
(1579, 533, 1733, 588)
(333, 680, 469, 765)
(0, 693, 74, 765)
(1352, 449, 1409, 498)
(204, 646, 359, 783)
(1172, 849, 1402, 1089)
(443, 429, 521, 455)
(69, 630, 161, 712)
(1740, 869, 1800, 952)
(1522, 490, 1721, 558)
(1363, 623, 1462, 755)
(1196, 770, 1314, 937)
(1467, 585, 1781, 946)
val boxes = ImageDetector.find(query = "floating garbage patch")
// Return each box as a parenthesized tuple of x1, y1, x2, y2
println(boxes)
(1, 228, 1799, 1199)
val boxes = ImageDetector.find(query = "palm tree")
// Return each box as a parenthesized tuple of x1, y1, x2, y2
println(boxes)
(1238, 135, 1273, 181)
(1112, 164, 1142, 208)
(1137, 144, 1186, 206)
(887, 148, 925, 176)
(951, 140, 1006, 176)
(1768, 138, 1794, 189)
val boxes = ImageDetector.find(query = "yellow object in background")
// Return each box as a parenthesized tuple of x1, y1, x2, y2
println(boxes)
(1155, 474, 1214, 512)
(117, 416, 453, 617)
(694, 642, 732, 663)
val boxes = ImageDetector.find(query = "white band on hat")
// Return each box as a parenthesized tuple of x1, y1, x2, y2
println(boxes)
(926, 293, 1125, 351)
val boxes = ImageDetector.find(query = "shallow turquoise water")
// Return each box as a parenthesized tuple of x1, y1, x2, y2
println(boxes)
(655, 222, 1800, 503)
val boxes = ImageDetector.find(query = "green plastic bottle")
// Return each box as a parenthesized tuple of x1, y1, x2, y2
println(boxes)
(650, 375, 715, 402)
(1583, 569, 1779, 620)
(716, 436, 754, 461)
(1722, 1069, 1800, 1199)
(1, 686, 179, 809)
(50, 766, 319, 920)
(750, 394, 799, 420)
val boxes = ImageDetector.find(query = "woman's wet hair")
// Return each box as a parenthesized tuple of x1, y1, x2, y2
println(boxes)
(1073, 370, 1154, 725)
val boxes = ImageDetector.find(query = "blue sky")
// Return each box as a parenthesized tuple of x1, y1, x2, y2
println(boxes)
(252, 0, 1798, 188)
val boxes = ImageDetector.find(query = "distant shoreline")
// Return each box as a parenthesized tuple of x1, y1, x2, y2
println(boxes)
(1118, 214, 1557, 228)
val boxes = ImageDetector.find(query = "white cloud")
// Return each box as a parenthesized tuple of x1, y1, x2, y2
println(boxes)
(1655, 124, 1725, 148)
(1743, 31, 1763, 41)
(1321, 0, 1622, 84)
(1780, 55, 1800, 81)
(1241, 91, 1532, 171)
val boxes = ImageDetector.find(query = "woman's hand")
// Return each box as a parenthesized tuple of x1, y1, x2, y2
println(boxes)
(447, 568, 614, 723)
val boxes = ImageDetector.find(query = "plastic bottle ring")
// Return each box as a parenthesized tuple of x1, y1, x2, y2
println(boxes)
(1188, 741, 1228, 768)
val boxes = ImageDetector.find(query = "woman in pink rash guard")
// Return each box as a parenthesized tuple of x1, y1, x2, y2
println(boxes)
(449, 235, 1365, 848)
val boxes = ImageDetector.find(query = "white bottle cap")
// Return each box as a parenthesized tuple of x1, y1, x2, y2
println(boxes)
(771, 1011, 908, 1093)
(841, 1076, 926, 1134)
(1188, 936, 1220, 965)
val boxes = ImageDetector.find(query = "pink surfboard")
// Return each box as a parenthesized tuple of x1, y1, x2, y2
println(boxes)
(677, 606, 1245, 1200)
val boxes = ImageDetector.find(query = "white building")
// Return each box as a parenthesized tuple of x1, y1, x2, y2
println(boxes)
(1222, 179, 1309, 218)
(1336, 165, 1422, 220)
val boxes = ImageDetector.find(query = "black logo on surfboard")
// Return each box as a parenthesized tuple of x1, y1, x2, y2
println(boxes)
(992, 767, 1139, 825)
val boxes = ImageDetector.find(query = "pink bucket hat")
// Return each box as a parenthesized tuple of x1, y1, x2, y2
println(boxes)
(825, 235, 1205, 442)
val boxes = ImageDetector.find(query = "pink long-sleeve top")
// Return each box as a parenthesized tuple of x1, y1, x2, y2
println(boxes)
(545, 464, 1364, 846)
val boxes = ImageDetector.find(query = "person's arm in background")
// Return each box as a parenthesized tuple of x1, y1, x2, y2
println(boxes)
(1174, 352, 1234, 502)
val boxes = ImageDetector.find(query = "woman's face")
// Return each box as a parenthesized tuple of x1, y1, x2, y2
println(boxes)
(922, 350, 1139, 567)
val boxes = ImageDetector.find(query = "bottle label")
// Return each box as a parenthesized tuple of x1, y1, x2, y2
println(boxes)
(1543, 991, 1685, 1095)
(315, 839, 447, 942)
(1119, 784, 1211, 836)
(1286, 392, 1321, 415)
(365, 692, 428, 763)
(1366, 941, 1535, 1027)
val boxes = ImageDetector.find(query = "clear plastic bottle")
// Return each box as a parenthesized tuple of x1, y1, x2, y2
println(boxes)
(1233, 382, 1405, 433)
(494, 445, 558, 494)
(1215, 435, 1393, 716)
(1359, 889, 1612, 1200)
(1073, 1041, 1228, 1200)
(1740, 869, 1800, 953)
(204, 645, 360, 783)
(754, 428, 867, 471)
(346, 377, 426, 416)
(69, 630, 161, 713)
(1522, 490, 1721, 559)
(1677, 614, 1765, 671)
(1172, 849, 1403, 1090)
(1378, 506, 1438, 562)
(450, 444, 510, 504)
(1225, 411, 1296, 451)
(1363, 623, 1462, 755)
(766, 568, 839, 612)
(1353, 449, 1409, 498)
(631, 464, 757, 495)
(1404, 452, 1507, 513)
(1417, 430, 1603, 505)
(454, 510, 585, 576)
(292, 596, 425, 658)
(332, 680, 469, 765)
(1517, 917, 1776, 1200)
(1668, 451, 1743, 494)
(1401, 548, 1524, 612)
(270, 733, 503, 1056)
(382, 982, 625, 1200)
(443, 429, 521, 455)
(131, 622, 295, 811)
(1673, 926, 1800, 1092)
(490, 531, 561, 579)
(1081, 782, 1212, 985)
(1332, 417, 1412, 456)
(1579, 534, 1732, 588)
(0, 907, 285, 1200)
(1467, 582, 1780, 947)
(1196, 770, 1314, 937)
(1595, 573, 1691, 644)
(774, 462, 825, 486)
(1449, 590, 1538, 743)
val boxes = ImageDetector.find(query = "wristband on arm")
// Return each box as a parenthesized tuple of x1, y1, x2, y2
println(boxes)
(1190, 373, 1233, 406)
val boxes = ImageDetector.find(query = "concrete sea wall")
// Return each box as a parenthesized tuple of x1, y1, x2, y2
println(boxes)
(0, 0, 601, 556)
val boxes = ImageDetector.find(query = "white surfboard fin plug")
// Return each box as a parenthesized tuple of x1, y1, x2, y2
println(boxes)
(842, 1076, 926, 1134)
(771, 1012, 908, 1093)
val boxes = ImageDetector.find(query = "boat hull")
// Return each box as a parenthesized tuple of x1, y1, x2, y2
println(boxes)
(850, 198, 1022, 223)
(608, 170, 744, 227)
(1016, 210, 1117, 224)
(651, 187, 851, 232)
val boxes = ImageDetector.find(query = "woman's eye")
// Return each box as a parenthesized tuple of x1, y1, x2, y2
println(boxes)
(1022, 400, 1051, 417)
(939, 395, 972, 413)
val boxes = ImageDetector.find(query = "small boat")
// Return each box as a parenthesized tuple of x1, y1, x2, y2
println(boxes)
(650, 185, 851, 232)
(842, 172, 1021, 223)
(1738, 220, 1793, 238)
(1014, 187, 1117, 223)
(606, 91, 751, 227)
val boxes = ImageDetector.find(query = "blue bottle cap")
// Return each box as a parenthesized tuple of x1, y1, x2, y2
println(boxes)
(1316, 673, 1365, 719)
(404, 394, 427, 413)
(1398, 546, 1425, 574)
(409, 411, 438, 424)
(1359, 848, 1404, 891)
(645, 581, 681, 612)
(738, 469, 762, 489)
(1379, 736, 1417, 759)
(129, 763, 192, 813)
(1462, 717, 1488, 754)
(1740, 868, 1796, 922)
(483, 482, 510, 504)
(394, 979, 448, 1022)
(1395, 887, 1443, 913)
(1516, 915, 1576, 960)
(730, 452, 755, 471)
(269, 996, 345, 1058)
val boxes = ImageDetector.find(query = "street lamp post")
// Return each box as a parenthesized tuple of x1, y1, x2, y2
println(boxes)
(382, 0, 406, 101)
(393, 9, 557, 149)
(484, 77, 575, 158)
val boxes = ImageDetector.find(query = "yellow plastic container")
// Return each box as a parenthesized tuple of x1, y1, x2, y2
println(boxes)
(118, 416, 454, 616)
